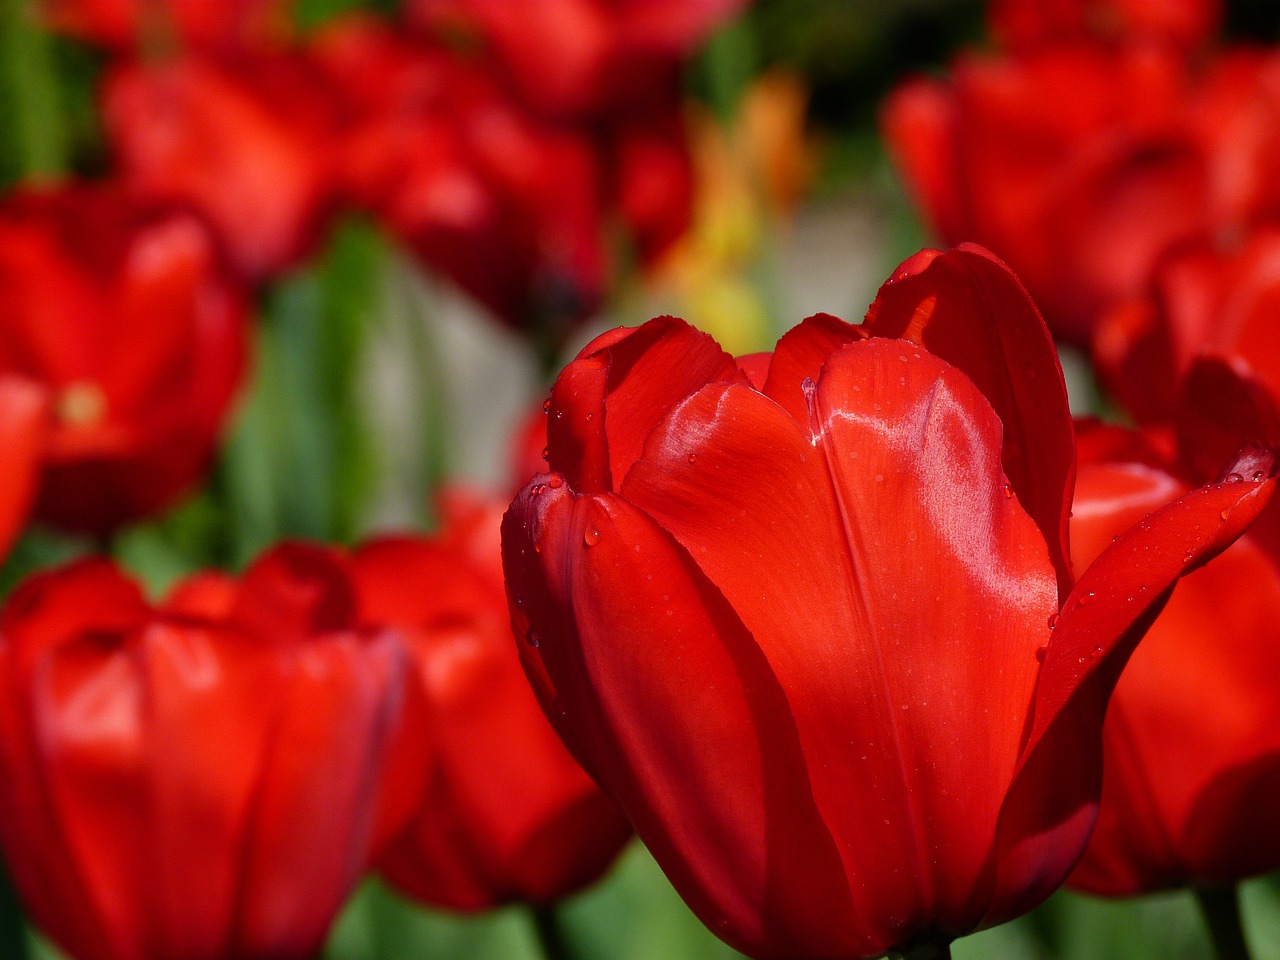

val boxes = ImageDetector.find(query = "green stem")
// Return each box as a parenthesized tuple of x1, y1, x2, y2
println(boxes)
(1, 0, 67, 180)
(530, 905, 580, 960)
(1195, 885, 1253, 960)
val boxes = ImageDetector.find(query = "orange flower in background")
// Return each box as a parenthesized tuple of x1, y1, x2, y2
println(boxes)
(102, 53, 335, 283)
(0, 544, 426, 960)
(0, 183, 248, 535)
(501, 245, 1276, 958)
(988, 0, 1221, 52)
(409, 0, 748, 120)
(1066, 369, 1280, 895)
(355, 493, 630, 911)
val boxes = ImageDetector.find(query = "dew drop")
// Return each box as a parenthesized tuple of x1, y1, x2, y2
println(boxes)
(542, 398, 551, 413)
(1035, 644, 1048, 662)
(1079, 591, 1094, 606)
(1091, 644, 1102, 658)
(1224, 472, 1244, 484)
(583, 527, 601, 547)
(526, 629, 541, 649)
(687, 453, 697, 464)
(1002, 482, 1013, 499)
(1047, 612, 1059, 629)
(541, 446, 550, 461)
(585, 412, 595, 422)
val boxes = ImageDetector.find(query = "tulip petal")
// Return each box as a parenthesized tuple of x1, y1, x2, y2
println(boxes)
(986, 453, 1278, 922)
(502, 480, 865, 958)
(0, 376, 48, 558)
(547, 317, 741, 493)
(759, 312, 863, 422)
(864, 244, 1075, 602)
(622, 339, 1056, 940)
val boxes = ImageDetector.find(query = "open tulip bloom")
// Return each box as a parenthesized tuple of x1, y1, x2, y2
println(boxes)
(500, 245, 1277, 959)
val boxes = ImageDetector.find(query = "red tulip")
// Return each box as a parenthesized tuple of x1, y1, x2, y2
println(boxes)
(353, 493, 630, 910)
(0, 377, 48, 559)
(39, 0, 289, 52)
(0, 183, 249, 535)
(1095, 222, 1280, 423)
(1067, 369, 1280, 894)
(883, 42, 1280, 348)
(988, 0, 1220, 52)
(408, 0, 746, 120)
(0, 543, 426, 960)
(312, 16, 608, 334)
(102, 53, 335, 282)
(500, 245, 1276, 958)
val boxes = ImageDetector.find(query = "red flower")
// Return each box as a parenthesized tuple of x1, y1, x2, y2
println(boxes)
(102, 53, 335, 282)
(0, 183, 249, 535)
(39, 0, 289, 53)
(883, 45, 1280, 347)
(1067, 370, 1280, 894)
(0, 377, 48, 560)
(353, 493, 630, 910)
(409, 0, 746, 120)
(0, 544, 426, 960)
(313, 17, 608, 334)
(1095, 222, 1280, 423)
(988, 0, 1220, 52)
(500, 245, 1276, 958)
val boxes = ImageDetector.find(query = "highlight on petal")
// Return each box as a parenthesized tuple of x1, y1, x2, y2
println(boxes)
(864, 244, 1075, 601)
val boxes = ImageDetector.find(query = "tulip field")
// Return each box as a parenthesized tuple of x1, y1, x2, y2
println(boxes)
(2, 1, 1280, 959)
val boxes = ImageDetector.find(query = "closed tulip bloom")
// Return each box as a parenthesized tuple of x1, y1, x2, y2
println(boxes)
(353, 494, 630, 910)
(0, 543, 426, 960)
(102, 54, 335, 282)
(501, 245, 1277, 958)
(0, 184, 248, 535)
(1067, 373, 1280, 894)
(1095, 222, 1280, 423)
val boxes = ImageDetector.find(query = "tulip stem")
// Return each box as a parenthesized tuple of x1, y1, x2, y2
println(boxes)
(1195, 885, 1253, 960)
(530, 905, 580, 960)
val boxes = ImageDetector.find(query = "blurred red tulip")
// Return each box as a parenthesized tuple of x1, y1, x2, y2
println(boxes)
(1067, 375, 1280, 894)
(312, 16, 608, 334)
(353, 493, 629, 911)
(0, 544, 426, 960)
(102, 53, 335, 282)
(1096, 223, 1280, 424)
(883, 45, 1280, 347)
(40, 0, 290, 52)
(0, 377, 48, 560)
(988, 0, 1220, 52)
(0, 183, 248, 535)
(500, 245, 1276, 957)
(409, 0, 746, 120)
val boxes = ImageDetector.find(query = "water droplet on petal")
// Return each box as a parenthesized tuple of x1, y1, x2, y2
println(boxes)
(526, 629, 540, 649)
(542, 398, 551, 413)
(583, 527, 601, 547)
(1047, 612, 1059, 629)
(1224, 472, 1244, 484)
(584, 412, 595, 423)
(687, 453, 697, 464)
(1002, 482, 1013, 499)
(541, 446, 550, 461)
